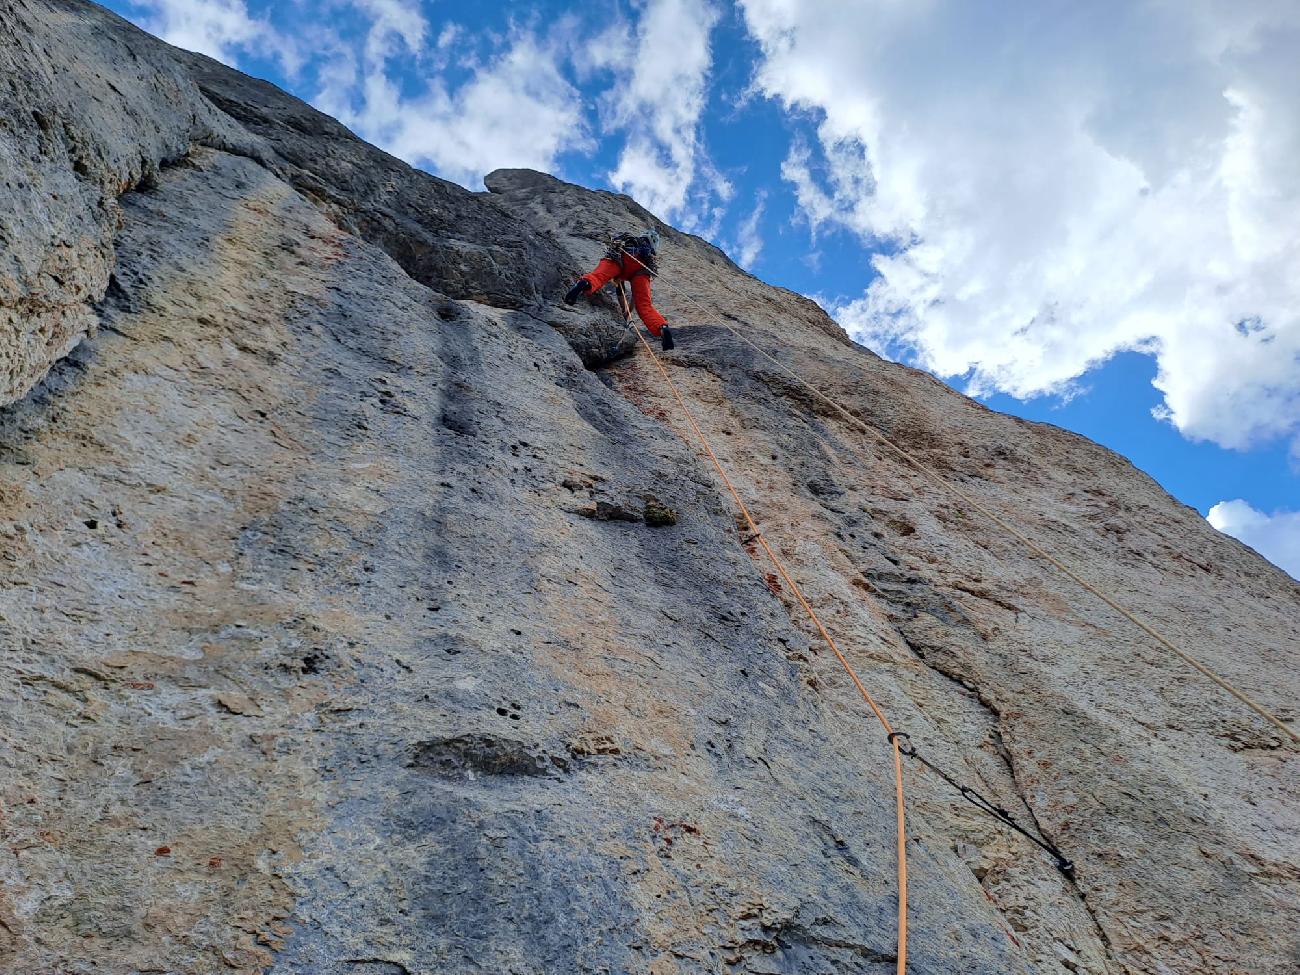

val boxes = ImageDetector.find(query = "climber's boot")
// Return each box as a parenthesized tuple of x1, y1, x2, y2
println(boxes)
(661, 325, 675, 351)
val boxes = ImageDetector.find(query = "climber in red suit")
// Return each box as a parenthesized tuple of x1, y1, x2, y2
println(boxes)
(564, 228, 674, 349)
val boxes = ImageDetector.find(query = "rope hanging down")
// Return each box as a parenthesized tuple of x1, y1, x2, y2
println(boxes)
(626, 317, 912, 974)
(619, 246, 1297, 746)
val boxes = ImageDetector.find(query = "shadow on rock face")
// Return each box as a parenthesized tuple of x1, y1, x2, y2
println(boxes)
(409, 734, 570, 779)
(548, 308, 639, 370)
(574, 496, 679, 526)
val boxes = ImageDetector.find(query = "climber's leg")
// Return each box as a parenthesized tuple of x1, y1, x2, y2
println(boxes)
(580, 258, 623, 295)
(630, 275, 667, 337)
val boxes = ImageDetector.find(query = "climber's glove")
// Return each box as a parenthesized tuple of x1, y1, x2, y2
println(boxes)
(564, 279, 592, 305)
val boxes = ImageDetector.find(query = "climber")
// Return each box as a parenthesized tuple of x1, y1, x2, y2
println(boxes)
(564, 228, 674, 350)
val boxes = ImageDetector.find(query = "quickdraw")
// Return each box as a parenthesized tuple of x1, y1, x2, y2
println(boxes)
(888, 731, 1074, 874)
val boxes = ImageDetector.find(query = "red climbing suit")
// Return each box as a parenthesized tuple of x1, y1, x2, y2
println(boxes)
(579, 253, 667, 337)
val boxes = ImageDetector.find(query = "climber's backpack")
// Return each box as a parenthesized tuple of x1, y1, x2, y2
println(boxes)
(606, 234, 659, 276)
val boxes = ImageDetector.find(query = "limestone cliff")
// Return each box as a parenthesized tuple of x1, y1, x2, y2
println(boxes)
(2, 3, 1297, 974)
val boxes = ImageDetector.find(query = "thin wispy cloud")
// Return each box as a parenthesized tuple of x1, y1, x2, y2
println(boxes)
(729, 190, 767, 268)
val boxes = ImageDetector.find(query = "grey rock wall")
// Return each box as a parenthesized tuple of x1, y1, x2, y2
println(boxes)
(0, 0, 266, 405)
(1, 3, 1297, 974)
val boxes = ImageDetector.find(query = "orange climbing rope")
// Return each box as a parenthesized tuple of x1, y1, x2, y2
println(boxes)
(628, 323, 912, 974)
(625, 247, 1298, 746)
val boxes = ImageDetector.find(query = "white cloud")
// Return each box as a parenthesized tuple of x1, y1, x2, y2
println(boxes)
(435, 24, 463, 52)
(132, 0, 299, 71)
(602, 0, 727, 223)
(310, 0, 729, 217)
(127, 0, 735, 226)
(313, 7, 589, 189)
(349, 0, 427, 62)
(729, 190, 767, 268)
(739, 0, 1300, 454)
(1207, 500, 1300, 579)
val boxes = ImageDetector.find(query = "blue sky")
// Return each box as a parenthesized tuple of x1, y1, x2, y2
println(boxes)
(105, 0, 1300, 578)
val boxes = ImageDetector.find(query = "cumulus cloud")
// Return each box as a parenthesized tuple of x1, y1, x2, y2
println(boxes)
(130, 0, 298, 70)
(313, 4, 588, 189)
(739, 0, 1300, 454)
(1207, 500, 1300, 579)
(601, 0, 728, 223)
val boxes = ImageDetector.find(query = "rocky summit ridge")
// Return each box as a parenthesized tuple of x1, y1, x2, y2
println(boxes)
(2, 2, 1298, 974)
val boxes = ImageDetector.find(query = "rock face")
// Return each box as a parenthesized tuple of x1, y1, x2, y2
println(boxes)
(0, 0, 265, 404)
(1, 3, 1297, 974)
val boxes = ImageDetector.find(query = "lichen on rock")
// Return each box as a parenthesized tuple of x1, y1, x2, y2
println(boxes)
(643, 495, 679, 527)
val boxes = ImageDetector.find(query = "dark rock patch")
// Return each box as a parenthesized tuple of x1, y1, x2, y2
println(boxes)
(642, 495, 678, 527)
(409, 734, 568, 779)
